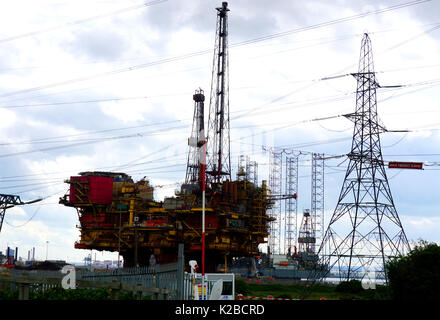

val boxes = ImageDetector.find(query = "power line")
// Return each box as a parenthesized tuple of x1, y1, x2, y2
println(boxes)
(0, 0, 170, 44)
(0, 50, 212, 100)
(230, 0, 432, 48)
(0, 74, 437, 150)
(1, 96, 150, 110)
(0, 122, 188, 148)
(385, 153, 440, 157)
(0, 127, 187, 158)
(0, 0, 430, 101)
(4, 206, 42, 228)
(3, 22, 439, 78)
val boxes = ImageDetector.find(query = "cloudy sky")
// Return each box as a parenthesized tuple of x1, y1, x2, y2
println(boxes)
(0, 0, 439, 263)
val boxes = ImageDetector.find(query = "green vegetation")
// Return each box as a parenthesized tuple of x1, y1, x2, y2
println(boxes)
(334, 279, 390, 300)
(236, 241, 440, 300)
(0, 287, 152, 300)
(0, 289, 18, 300)
(386, 240, 440, 300)
(235, 277, 389, 300)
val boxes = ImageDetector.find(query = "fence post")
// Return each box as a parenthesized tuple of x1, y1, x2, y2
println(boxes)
(136, 284, 143, 300)
(177, 243, 184, 300)
(110, 280, 121, 300)
(18, 283, 30, 300)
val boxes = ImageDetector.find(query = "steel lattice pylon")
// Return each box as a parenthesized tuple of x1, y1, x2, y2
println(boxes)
(206, 2, 231, 184)
(0, 195, 22, 234)
(0, 194, 42, 234)
(313, 34, 410, 283)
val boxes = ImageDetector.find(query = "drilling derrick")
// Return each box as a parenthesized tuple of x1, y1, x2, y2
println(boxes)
(207, 1, 231, 185)
(298, 209, 316, 254)
(312, 33, 410, 283)
(297, 209, 319, 270)
(184, 89, 205, 190)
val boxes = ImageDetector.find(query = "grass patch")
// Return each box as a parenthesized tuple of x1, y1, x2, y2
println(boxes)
(235, 277, 390, 300)
(0, 287, 153, 300)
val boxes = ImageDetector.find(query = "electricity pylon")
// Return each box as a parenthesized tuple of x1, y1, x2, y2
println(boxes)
(311, 33, 410, 285)
(0, 194, 42, 234)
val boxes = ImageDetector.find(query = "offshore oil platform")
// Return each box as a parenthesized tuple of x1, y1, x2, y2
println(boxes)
(59, 2, 278, 271)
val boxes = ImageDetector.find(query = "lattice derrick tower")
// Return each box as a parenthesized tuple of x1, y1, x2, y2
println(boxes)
(206, 2, 231, 185)
(237, 155, 258, 185)
(185, 89, 206, 188)
(268, 150, 282, 254)
(246, 156, 258, 185)
(311, 153, 324, 251)
(285, 156, 299, 255)
(315, 33, 410, 282)
(268, 150, 300, 255)
(298, 209, 316, 254)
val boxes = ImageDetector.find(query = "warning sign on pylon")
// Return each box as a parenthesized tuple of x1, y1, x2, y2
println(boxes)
(388, 162, 423, 170)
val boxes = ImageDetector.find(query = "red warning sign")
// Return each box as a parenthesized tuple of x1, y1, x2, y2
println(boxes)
(388, 162, 423, 170)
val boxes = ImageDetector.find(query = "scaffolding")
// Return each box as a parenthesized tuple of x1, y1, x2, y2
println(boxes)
(268, 150, 282, 254)
(237, 155, 246, 181)
(285, 156, 299, 255)
(311, 153, 324, 249)
(237, 155, 258, 186)
(246, 156, 258, 186)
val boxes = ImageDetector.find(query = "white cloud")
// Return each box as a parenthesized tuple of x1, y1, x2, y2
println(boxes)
(400, 215, 440, 244)
(0, 108, 17, 130)
(6, 206, 27, 218)
(100, 100, 147, 122)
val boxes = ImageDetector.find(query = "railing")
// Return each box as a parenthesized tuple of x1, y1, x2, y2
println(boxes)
(78, 263, 180, 299)
(0, 264, 180, 300)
